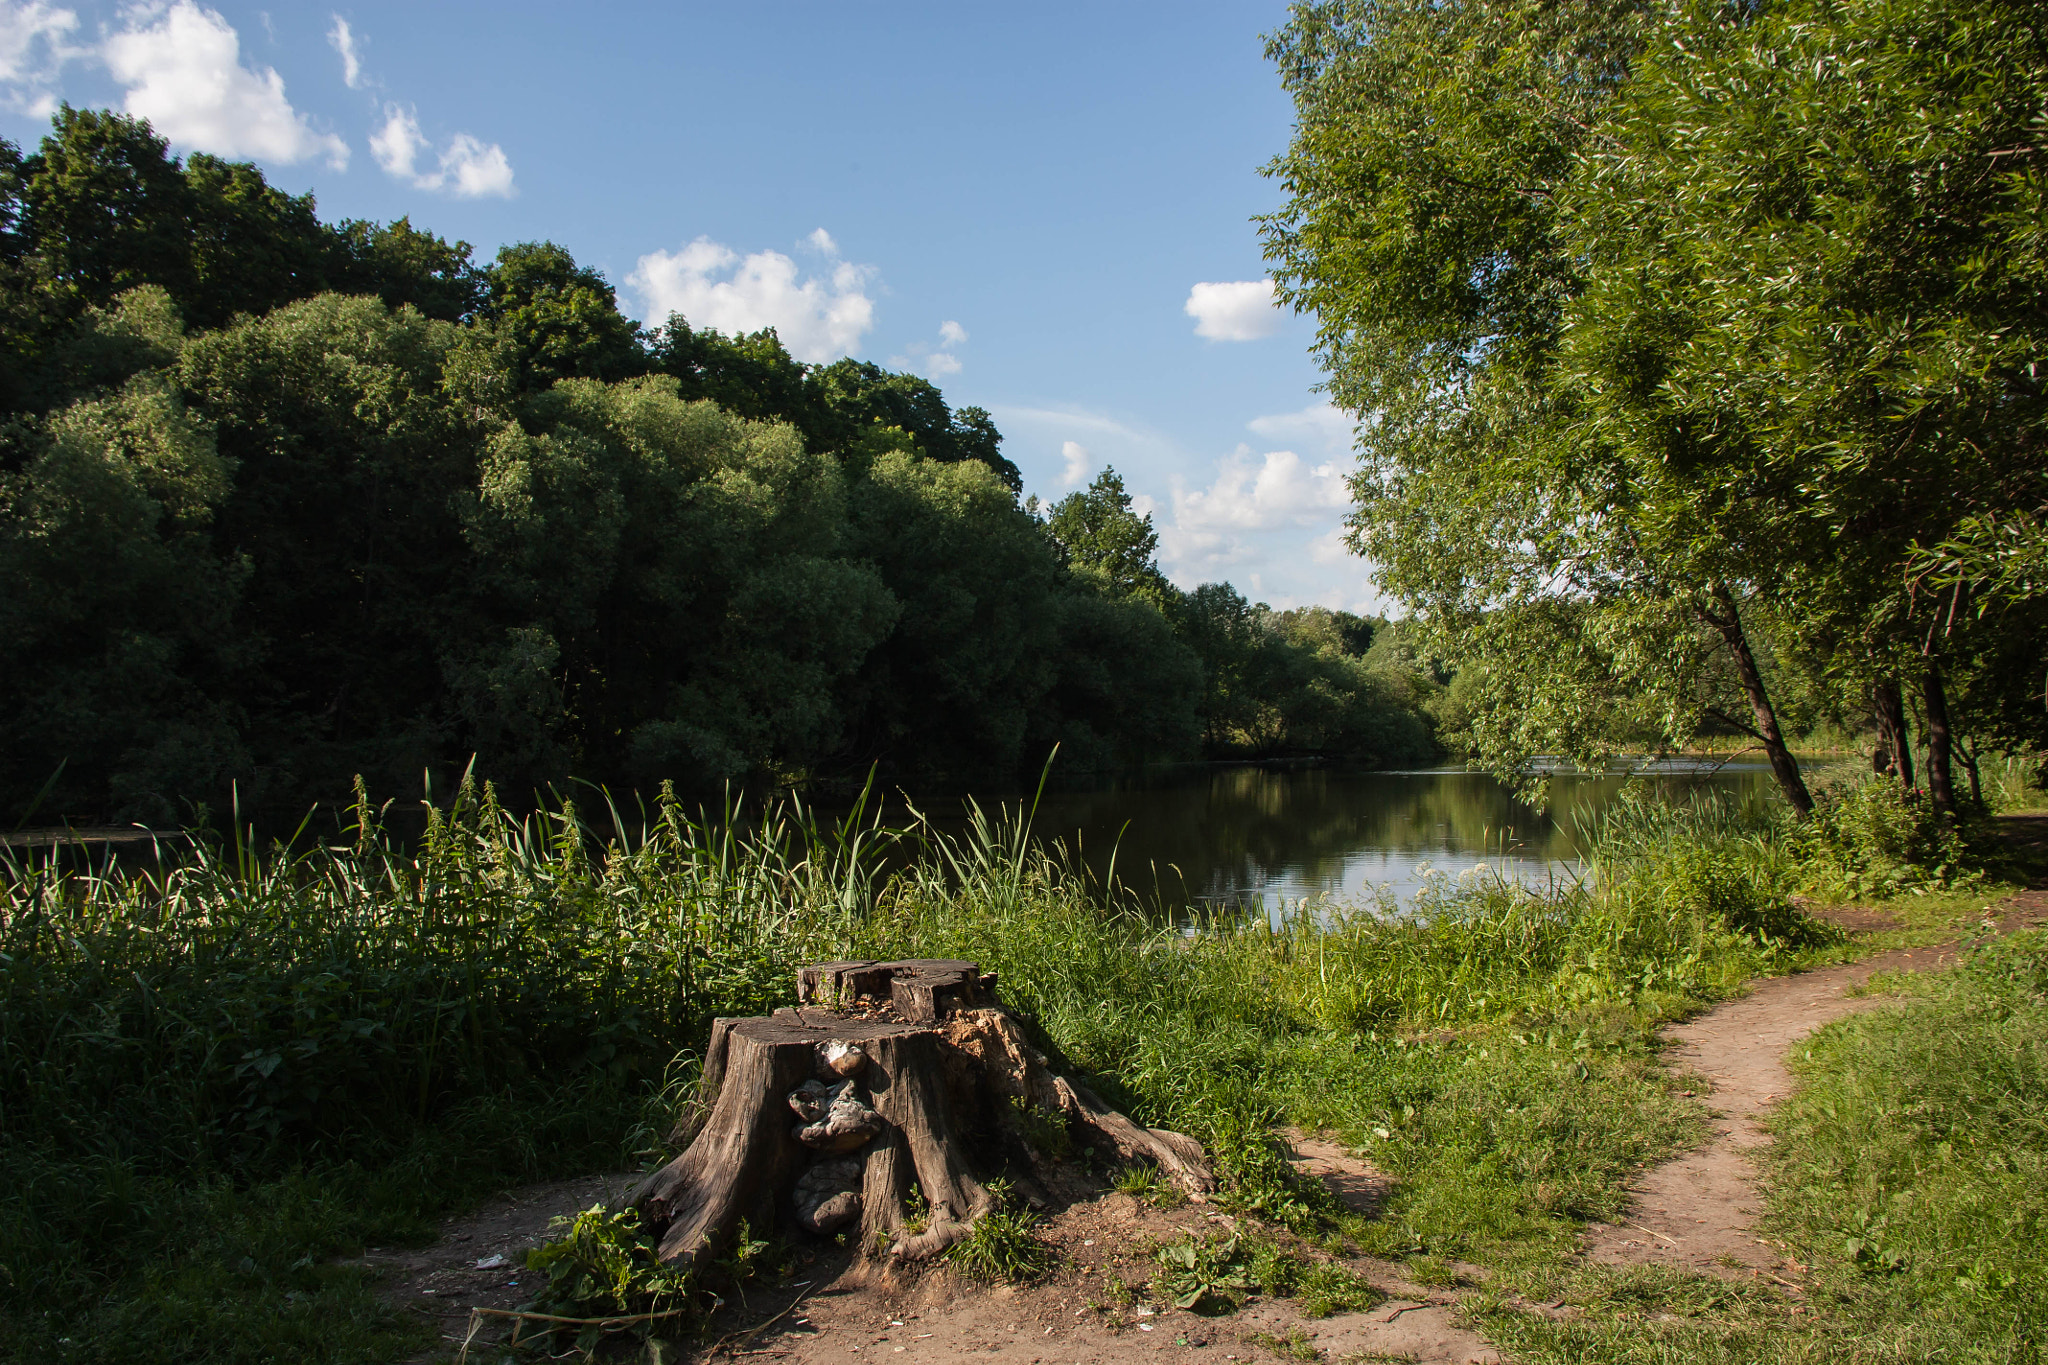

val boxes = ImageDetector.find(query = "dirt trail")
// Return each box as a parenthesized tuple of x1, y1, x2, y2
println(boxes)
(1583, 942, 1955, 1278)
(1586, 887, 2048, 1280)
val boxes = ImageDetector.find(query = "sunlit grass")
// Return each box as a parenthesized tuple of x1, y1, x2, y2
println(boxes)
(0, 771, 2029, 1361)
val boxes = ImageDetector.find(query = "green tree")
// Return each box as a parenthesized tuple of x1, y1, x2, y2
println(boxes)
(1262, 0, 1826, 810)
(1043, 466, 1171, 605)
(479, 242, 644, 390)
(1557, 0, 2048, 815)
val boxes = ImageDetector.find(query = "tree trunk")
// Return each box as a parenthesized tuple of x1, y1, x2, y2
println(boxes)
(632, 959, 1213, 1278)
(1872, 676, 1915, 788)
(1923, 665, 1957, 821)
(1704, 587, 1813, 816)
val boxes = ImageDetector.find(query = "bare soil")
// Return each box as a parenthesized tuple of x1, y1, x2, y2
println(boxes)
(378, 1143, 1496, 1364)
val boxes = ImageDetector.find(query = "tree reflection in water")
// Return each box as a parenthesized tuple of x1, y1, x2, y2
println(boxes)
(996, 761, 1785, 914)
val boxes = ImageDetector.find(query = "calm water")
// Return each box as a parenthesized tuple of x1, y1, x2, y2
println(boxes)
(933, 760, 1785, 914)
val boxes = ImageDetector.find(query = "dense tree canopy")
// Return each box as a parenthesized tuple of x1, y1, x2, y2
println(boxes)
(1264, 0, 2048, 813)
(0, 108, 1439, 823)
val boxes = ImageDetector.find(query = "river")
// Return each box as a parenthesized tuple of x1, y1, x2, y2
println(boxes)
(935, 759, 1788, 914)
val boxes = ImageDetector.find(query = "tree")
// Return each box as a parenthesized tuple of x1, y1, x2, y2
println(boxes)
(1260, 0, 1824, 810)
(1043, 466, 1171, 605)
(480, 241, 644, 390)
(1557, 0, 2048, 816)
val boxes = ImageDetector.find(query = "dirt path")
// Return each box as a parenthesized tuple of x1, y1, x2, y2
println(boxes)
(1585, 887, 2048, 1281)
(1583, 942, 1955, 1279)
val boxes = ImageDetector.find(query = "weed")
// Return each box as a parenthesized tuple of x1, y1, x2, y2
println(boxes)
(1007, 1095, 1075, 1161)
(946, 1180, 1058, 1284)
(522, 1204, 694, 1353)
(1295, 1260, 1382, 1318)
(1110, 1161, 1184, 1206)
(1153, 1233, 1254, 1313)
(0, 771, 2020, 1362)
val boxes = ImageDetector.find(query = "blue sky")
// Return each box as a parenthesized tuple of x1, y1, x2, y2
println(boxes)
(0, 1, 1383, 611)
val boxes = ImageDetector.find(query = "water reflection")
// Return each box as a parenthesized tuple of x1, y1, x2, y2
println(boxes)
(965, 761, 1783, 912)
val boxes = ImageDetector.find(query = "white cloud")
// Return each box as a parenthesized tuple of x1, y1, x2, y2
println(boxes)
(1246, 400, 1354, 455)
(438, 131, 513, 196)
(327, 14, 362, 88)
(103, 2, 348, 167)
(1153, 445, 1356, 593)
(371, 103, 514, 197)
(1308, 524, 1356, 565)
(368, 102, 423, 176)
(892, 318, 969, 380)
(0, 1, 77, 113)
(1172, 445, 1348, 533)
(1060, 440, 1090, 488)
(631, 233, 876, 364)
(1185, 279, 1281, 341)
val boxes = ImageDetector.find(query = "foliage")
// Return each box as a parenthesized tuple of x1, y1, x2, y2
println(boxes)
(1262, 0, 2048, 811)
(1042, 466, 1172, 606)
(1153, 1233, 1255, 1312)
(0, 104, 1442, 824)
(522, 1204, 695, 1352)
(944, 1179, 1059, 1284)
(1794, 775, 1977, 896)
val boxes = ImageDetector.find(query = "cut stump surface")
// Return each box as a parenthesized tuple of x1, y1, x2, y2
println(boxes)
(632, 959, 1212, 1276)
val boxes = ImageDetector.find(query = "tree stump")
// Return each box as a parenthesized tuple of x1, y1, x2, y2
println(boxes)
(632, 959, 1213, 1275)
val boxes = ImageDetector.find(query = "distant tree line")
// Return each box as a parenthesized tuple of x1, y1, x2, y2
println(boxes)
(1263, 0, 2048, 816)
(0, 108, 1437, 824)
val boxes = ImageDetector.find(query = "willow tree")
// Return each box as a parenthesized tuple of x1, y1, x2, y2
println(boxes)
(1557, 0, 2048, 816)
(1261, 0, 1819, 811)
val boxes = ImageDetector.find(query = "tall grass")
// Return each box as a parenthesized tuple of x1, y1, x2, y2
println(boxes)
(0, 772, 1898, 1362)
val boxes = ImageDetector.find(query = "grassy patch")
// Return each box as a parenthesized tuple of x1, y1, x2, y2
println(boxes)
(3, 773, 2029, 1360)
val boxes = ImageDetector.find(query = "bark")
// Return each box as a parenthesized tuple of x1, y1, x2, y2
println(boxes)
(632, 960, 1212, 1278)
(1703, 587, 1813, 816)
(1871, 677, 1915, 788)
(1923, 665, 1957, 821)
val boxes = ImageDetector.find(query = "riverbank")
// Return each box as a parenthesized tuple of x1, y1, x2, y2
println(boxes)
(0, 780, 2039, 1362)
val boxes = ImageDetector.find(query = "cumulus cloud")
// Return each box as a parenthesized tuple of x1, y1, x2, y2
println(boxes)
(1308, 524, 1356, 565)
(327, 14, 362, 88)
(103, 2, 348, 167)
(1060, 440, 1091, 488)
(371, 103, 514, 197)
(1185, 279, 1281, 342)
(631, 232, 876, 364)
(1153, 444, 1352, 586)
(0, 1, 78, 114)
(1171, 446, 1348, 533)
(939, 319, 968, 347)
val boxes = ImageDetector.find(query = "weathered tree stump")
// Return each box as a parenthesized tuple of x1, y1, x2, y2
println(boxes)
(632, 959, 1212, 1275)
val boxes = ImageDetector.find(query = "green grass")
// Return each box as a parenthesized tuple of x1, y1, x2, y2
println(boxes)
(1460, 927, 2048, 1365)
(1, 770, 2036, 1361)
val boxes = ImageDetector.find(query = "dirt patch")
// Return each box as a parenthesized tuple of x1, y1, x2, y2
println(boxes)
(1801, 903, 1902, 933)
(1279, 1128, 1395, 1221)
(346, 1170, 640, 1362)
(379, 1149, 1498, 1364)
(737, 1186, 1497, 1365)
(1586, 886, 2048, 1283)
